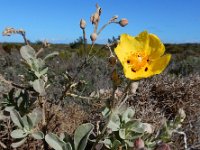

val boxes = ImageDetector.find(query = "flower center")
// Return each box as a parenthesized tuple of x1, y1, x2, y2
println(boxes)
(126, 51, 149, 72)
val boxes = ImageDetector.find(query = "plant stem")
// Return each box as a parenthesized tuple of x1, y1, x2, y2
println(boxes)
(21, 33, 29, 45)
(82, 28, 87, 54)
(117, 80, 132, 107)
(91, 84, 117, 149)
(39, 96, 48, 150)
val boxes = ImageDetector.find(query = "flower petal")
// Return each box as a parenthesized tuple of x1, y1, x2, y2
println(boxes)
(115, 34, 140, 62)
(123, 65, 153, 80)
(148, 33, 165, 59)
(149, 54, 171, 74)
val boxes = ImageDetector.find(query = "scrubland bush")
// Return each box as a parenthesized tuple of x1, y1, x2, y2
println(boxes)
(0, 3, 199, 150)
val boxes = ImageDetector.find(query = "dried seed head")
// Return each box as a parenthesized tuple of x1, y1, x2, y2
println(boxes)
(110, 15, 118, 22)
(80, 19, 86, 29)
(2, 27, 15, 36)
(90, 33, 97, 42)
(134, 138, 145, 149)
(43, 40, 50, 48)
(2, 27, 26, 36)
(119, 18, 128, 27)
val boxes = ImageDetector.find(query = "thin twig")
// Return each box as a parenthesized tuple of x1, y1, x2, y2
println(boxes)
(0, 141, 7, 149)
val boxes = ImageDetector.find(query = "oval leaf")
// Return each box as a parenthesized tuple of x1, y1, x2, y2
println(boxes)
(10, 109, 24, 128)
(44, 51, 59, 61)
(31, 131, 44, 139)
(28, 108, 42, 127)
(45, 133, 65, 150)
(121, 107, 135, 123)
(107, 114, 120, 131)
(74, 123, 94, 150)
(32, 79, 46, 96)
(20, 45, 36, 60)
(11, 129, 28, 139)
(11, 138, 27, 148)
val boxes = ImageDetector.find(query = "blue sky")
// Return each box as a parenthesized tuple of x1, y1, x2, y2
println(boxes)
(0, 0, 200, 44)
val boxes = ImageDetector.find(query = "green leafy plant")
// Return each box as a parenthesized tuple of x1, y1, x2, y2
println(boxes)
(99, 105, 153, 149)
(45, 123, 94, 150)
(8, 108, 43, 148)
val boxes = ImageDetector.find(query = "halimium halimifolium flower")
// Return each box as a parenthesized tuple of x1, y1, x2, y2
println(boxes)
(114, 31, 171, 80)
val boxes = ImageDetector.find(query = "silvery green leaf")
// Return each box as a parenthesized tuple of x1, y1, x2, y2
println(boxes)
(10, 109, 24, 128)
(31, 131, 44, 139)
(20, 45, 36, 60)
(125, 131, 143, 140)
(11, 129, 28, 139)
(107, 114, 120, 131)
(32, 79, 46, 96)
(62, 142, 73, 150)
(38, 67, 48, 77)
(21, 116, 30, 131)
(11, 138, 27, 148)
(74, 123, 94, 150)
(60, 132, 72, 144)
(102, 138, 112, 149)
(101, 107, 111, 118)
(4, 106, 14, 112)
(121, 107, 135, 123)
(28, 108, 42, 127)
(44, 51, 59, 61)
(45, 133, 65, 150)
(111, 140, 121, 150)
(124, 120, 145, 133)
(124, 140, 134, 147)
(31, 58, 45, 73)
(119, 129, 126, 139)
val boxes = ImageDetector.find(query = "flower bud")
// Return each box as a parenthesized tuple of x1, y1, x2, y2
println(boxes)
(90, 12, 100, 25)
(90, 33, 97, 42)
(134, 138, 145, 149)
(119, 18, 128, 27)
(80, 19, 86, 29)
(108, 55, 117, 66)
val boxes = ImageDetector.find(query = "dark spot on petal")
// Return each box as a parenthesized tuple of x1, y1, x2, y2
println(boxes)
(127, 60, 130, 64)
(145, 67, 148, 72)
(131, 68, 136, 72)
(147, 59, 149, 62)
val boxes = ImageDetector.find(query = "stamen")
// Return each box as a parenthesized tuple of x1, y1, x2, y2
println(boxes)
(127, 60, 130, 64)
(145, 67, 148, 71)
(131, 68, 136, 72)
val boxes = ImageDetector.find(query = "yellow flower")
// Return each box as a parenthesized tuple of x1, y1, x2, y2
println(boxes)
(114, 31, 171, 80)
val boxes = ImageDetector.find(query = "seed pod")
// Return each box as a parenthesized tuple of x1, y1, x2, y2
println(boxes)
(134, 138, 145, 149)
(80, 19, 86, 29)
(119, 18, 128, 27)
(90, 33, 97, 42)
